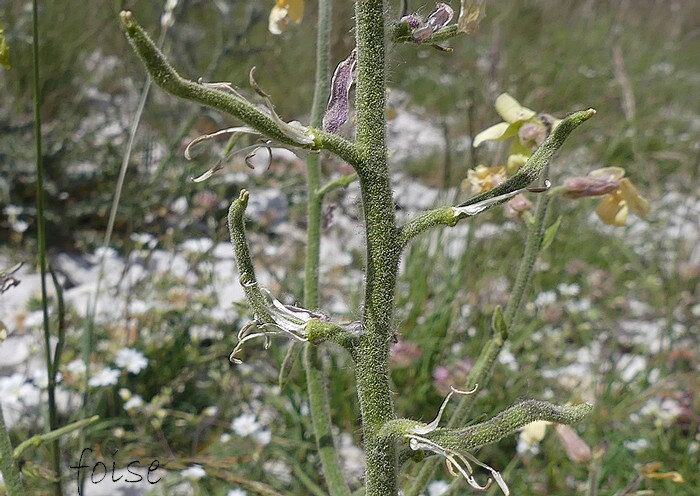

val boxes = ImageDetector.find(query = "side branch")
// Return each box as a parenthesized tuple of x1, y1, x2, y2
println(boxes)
(317, 173, 358, 198)
(118, 11, 363, 169)
(227, 190, 360, 354)
(398, 109, 595, 249)
(457, 109, 595, 208)
(391, 23, 458, 45)
(426, 401, 592, 453)
(227, 190, 273, 322)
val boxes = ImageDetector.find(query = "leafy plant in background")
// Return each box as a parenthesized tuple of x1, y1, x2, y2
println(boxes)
(110, 1, 620, 495)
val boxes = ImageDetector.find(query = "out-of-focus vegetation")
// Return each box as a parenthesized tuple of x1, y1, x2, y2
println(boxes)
(0, 1, 697, 495)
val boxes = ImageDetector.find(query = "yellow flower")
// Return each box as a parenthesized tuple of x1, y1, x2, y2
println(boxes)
(506, 153, 528, 175)
(519, 420, 550, 449)
(0, 27, 10, 69)
(462, 164, 506, 194)
(473, 93, 561, 156)
(638, 462, 685, 484)
(268, 0, 304, 35)
(590, 167, 650, 226)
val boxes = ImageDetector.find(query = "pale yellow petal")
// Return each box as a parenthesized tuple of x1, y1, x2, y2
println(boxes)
(589, 166, 626, 181)
(473, 122, 513, 147)
(596, 193, 628, 226)
(520, 420, 549, 446)
(619, 178, 650, 218)
(285, 0, 304, 23)
(495, 93, 536, 124)
(507, 153, 528, 174)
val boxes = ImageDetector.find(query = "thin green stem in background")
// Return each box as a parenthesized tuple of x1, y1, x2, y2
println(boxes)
(299, 2, 352, 495)
(79, 11, 173, 494)
(31, 0, 62, 494)
(405, 188, 553, 496)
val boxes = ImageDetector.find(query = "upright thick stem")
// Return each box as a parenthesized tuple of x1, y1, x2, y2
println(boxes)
(0, 408, 24, 495)
(354, 2, 401, 495)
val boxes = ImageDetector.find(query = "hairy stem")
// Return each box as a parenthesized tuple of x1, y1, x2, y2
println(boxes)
(353, 2, 401, 495)
(0, 408, 24, 495)
(427, 401, 592, 452)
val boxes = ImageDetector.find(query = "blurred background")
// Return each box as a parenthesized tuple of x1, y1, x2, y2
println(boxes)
(0, 0, 697, 495)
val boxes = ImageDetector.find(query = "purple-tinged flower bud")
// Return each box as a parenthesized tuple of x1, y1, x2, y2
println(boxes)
(554, 425, 592, 464)
(411, 3, 454, 43)
(390, 340, 422, 368)
(518, 121, 547, 147)
(323, 50, 357, 134)
(562, 176, 621, 199)
(400, 14, 421, 29)
(505, 193, 532, 221)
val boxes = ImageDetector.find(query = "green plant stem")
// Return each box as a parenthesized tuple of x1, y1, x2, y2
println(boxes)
(31, 1, 62, 494)
(13, 416, 100, 460)
(119, 12, 364, 171)
(305, 346, 351, 496)
(425, 401, 592, 452)
(353, 2, 402, 495)
(80, 20, 171, 493)
(0, 408, 24, 495)
(405, 190, 553, 496)
(317, 174, 358, 198)
(299, 3, 352, 495)
(504, 190, 551, 325)
(398, 110, 595, 249)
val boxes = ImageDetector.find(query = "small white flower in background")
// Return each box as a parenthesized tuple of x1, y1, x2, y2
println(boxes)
(497, 348, 518, 372)
(128, 300, 153, 315)
(534, 290, 556, 307)
(124, 395, 144, 411)
(232, 413, 260, 437)
(203, 406, 218, 417)
(31, 368, 62, 389)
(0, 373, 41, 409)
(263, 460, 292, 485)
(227, 490, 247, 496)
(557, 283, 580, 297)
(94, 246, 118, 260)
(623, 438, 649, 452)
(639, 397, 683, 426)
(252, 429, 272, 446)
(180, 237, 214, 254)
(130, 232, 157, 248)
(565, 299, 592, 313)
(65, 359, 87, 375)
(427, 480, 450, 496)
(115, 348, 148, 374)
(220, 433, 232, 443)
(88, 368, 121, 387)
(171, 196, 188, 215)
(189, 324, 224, 342)
(180, 465, 206, 480)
